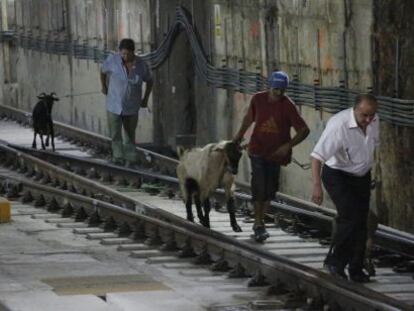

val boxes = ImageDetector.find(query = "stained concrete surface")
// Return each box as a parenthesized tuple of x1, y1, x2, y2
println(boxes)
(0, 201, 270, 311)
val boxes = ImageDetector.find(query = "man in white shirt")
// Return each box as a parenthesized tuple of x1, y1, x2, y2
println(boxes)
(310, 94, 379, 283)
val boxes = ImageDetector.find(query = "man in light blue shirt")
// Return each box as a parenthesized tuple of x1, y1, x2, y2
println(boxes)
(100, 38, 153, 166)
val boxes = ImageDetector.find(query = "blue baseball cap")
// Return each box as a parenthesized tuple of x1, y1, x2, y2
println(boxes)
(268, 71, 289, 89)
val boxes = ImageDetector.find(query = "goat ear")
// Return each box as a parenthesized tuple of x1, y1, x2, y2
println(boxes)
(37, 92, 46, 99)
(212, 140, 228, 151)
(176, 146, 186, 158)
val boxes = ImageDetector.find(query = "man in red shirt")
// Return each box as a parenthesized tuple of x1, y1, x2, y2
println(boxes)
(233, 71, 310, 242)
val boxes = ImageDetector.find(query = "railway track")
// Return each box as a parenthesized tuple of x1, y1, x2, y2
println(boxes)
(0, 150, 412, 310)
(0, 104, 413, 258)
(0, 107, 413, 309)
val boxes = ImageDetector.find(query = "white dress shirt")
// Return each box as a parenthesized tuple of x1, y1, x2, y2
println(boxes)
(311, 108, 379, 176)
(101, 53, 152, 116)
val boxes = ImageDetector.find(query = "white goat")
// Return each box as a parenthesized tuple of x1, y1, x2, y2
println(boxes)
(176, 140, 242, 232)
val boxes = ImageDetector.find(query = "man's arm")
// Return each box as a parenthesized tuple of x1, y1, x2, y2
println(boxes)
(233, 105, 254, 143)
(309, 124, 341, 206)
(271, 125, 310, 159)
(100, 54, 113, 95)
(311, 156, 323, 205)
(100, 72, 108, 95)
(141, 79, 153, 108)
(290, 126, 310, 148)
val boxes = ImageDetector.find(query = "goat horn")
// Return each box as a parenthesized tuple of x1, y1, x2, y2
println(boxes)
(51, 92, 60, 101)
(37, 92, 46, 99)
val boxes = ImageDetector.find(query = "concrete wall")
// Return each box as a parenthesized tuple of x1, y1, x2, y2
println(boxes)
(4, 0, 154, 143)
(209, 0, 373, 204)
(152, 0, 216, 147)
(372, 0, 414, 233)
(2, 0, 374, 205)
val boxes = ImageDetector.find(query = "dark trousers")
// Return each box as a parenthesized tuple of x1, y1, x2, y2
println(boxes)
(250, 156, 280, 202)
(322, 165, 371, 273)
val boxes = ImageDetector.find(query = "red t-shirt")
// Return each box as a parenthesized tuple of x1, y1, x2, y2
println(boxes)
(247, 92, 307, 165)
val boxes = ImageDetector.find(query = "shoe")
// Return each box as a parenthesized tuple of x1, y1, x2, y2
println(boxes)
(349, 270, 370, 283)
(325, 263, 348, 280)
(253, 226, 269, 242)
(364, 258, 376, 276)
(254, 222, 270, 238)
(262, 227, 270, 239)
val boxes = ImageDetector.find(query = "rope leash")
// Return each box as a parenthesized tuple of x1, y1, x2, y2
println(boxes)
(60, 91, 101, 98)
(59, 91, 152, 113)
(292, 157, 311, 170)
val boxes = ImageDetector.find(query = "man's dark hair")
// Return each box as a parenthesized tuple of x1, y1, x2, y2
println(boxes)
(354, 93, 377, 107)
(119, 38, 135, 51)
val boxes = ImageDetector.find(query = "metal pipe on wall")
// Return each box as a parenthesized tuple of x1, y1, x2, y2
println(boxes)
(2, 5, 414, 127)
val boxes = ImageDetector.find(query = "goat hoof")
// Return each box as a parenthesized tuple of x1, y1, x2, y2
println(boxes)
(200, 218, 210, 228)
(232, 224, 242, 232)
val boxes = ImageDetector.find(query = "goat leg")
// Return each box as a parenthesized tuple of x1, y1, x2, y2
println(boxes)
(202, 198, 211, 228)
(227, 197, 242, 232)
(195, 194, 207, 227)
(51, 126, 55, 152)
(40, 134, 46, 150)
(185, 196, 194, 223)
(32, 132, 37, 149)
(45, 135, 49, 147)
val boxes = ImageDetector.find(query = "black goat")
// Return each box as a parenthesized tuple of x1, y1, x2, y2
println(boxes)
(32, 92, 59, 151)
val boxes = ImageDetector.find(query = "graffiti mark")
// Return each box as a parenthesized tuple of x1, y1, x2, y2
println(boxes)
(323, 55, 334, 71)
(118, 21, 125, 39)
(249, 21, 260, 39)
(318, 28, 326, 49)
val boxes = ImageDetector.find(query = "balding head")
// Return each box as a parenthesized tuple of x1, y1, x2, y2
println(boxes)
(353, 94, 378, 130)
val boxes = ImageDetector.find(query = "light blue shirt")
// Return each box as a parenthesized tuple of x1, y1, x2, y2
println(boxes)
(101, 53, 152, 116)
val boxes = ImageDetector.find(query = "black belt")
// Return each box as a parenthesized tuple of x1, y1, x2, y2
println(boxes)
(325, 165, 370, 178)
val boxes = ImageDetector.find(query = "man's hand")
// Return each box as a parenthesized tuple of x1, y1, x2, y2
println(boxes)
(270, 143, 291, 160)
(140, 98, 148, 108)
(311, 183, 323, 205)
(100, 72, 108, 95)
(232, 136, 243, 145)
